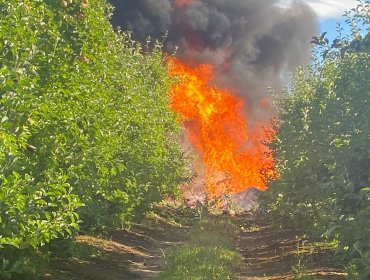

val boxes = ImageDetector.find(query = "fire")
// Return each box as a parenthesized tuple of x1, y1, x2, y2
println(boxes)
(174, 0, 193, 8)
(168, 57, 275, 197)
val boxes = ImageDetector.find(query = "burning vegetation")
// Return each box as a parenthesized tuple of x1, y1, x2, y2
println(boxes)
(168, 57, 274, 195)
(109, 0, 316, 196)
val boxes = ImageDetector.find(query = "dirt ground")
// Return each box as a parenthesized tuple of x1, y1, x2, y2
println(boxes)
(42, 205, 191, 280)
(234, 216, 346, 280)
(42, 206, 346, 280)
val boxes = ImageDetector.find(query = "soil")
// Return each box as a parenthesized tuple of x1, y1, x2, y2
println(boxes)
(234, 215, 346, 280)
(41, 205, 191, 280)
(42, 206, 346, 280)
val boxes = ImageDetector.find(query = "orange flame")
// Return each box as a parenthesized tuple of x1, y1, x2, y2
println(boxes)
(174, 0, 193, 8)
(168, 57, 275, 196)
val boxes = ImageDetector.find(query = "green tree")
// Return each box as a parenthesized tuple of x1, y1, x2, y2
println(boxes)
(0, 0, 189, 277)
(262, 1, 370, 278)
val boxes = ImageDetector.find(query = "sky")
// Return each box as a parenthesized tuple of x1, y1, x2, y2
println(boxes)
(300, 0, 357, 19)
(281, 0, 358, 40)
(279, 0, 357, 18)
(313, 0, 357, 39)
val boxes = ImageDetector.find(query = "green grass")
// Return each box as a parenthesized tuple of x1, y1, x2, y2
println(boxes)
(157, 217, 242, 280)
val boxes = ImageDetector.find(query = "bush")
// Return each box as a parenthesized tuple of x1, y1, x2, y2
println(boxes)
(0, 0, 189, 277)
(261, 1, 370, 278)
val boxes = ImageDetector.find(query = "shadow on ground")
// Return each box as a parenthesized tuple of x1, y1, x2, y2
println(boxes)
(41, 205, 193, 280)
(41, 206, 346, 280)
(234, 214, 346, 280)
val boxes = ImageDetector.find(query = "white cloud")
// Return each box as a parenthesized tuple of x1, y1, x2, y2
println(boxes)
(279, 0, 358, 19)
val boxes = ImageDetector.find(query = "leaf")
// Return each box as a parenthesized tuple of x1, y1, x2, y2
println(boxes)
(320, 32, 327, 40)
(323, 49, 329, 59)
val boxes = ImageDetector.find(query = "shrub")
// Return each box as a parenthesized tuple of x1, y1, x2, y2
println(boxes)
(261, 1, 370, 278)
(0, 0, 189, 277)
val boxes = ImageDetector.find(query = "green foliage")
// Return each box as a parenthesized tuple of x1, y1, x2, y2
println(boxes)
(44, 238, 107, 261)
(262, 1, 370, 278)
(311, 0, 370, 59)
(0, 0, 189, 277)
(157, 217, 242, 280)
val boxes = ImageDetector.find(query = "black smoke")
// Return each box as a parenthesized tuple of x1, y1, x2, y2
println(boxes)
(109, 0, 317, 122)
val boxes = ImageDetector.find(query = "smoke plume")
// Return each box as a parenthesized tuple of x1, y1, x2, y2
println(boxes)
(109, 0, 317, 123)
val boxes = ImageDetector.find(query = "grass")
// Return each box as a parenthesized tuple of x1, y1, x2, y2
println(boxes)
(157, 216, 242, 280)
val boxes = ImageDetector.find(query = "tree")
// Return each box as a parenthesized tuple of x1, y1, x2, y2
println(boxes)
(0, 0, 189, 277)
(262, 1, 370, 278)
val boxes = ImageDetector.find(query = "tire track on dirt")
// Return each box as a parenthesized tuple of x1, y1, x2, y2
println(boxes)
(235, 217, 346, 280)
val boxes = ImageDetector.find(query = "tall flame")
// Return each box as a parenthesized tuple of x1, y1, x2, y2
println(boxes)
(168, 57, 275, 196)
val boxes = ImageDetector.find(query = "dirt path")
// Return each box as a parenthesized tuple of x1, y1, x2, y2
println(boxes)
(42, 206, 347, 280)
(235, 217, 346, 280)
(42, 206, 191, 280)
